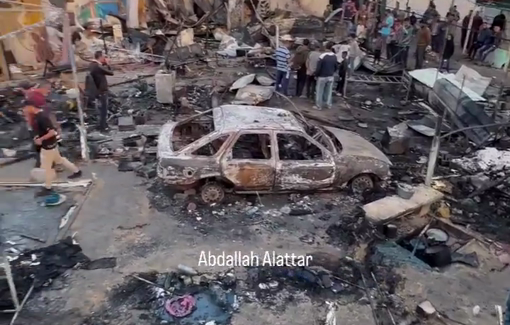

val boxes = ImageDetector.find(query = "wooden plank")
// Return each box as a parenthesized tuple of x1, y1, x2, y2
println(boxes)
(363, 184, 444, 224)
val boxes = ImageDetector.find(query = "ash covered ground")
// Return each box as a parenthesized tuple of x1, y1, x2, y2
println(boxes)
(1, 62, 510, 325)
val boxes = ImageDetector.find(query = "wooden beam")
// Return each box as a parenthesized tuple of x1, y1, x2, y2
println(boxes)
(0, 40, 11, 81)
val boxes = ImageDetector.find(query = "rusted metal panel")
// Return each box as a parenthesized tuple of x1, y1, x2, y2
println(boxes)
(275, 161, 335, 190)
(334, 155, 390, 186)
(223, 161, 275, 189)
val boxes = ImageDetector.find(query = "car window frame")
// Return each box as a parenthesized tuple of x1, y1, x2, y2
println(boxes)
(225, 130, 274, 161)
(183, 132, 233, 158)
(275, 131, 332, 162)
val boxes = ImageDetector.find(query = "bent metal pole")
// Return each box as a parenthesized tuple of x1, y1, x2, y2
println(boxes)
(66, 13, 89, 161)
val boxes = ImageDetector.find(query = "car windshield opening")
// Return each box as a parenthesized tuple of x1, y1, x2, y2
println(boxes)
(277, 134, 323, 160)
(322, 129, 343, 153)
(172, 114, 214, 151)
(232, 134, 271, 159)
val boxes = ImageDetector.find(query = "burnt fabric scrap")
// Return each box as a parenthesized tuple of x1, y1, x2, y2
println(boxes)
(0, 237, 90, 310)
(83, 257, 117, 270)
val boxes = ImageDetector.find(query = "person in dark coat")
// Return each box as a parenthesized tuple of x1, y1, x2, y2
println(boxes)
(468, 11, 484, 50)
(492, 11, 506, 31)
(441, 34, 455, 72)
(461, 10, 473, 49)
(89, 51, 114, 133)
(336, 51, 349, 96)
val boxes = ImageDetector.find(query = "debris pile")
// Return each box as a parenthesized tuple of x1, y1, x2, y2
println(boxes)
(0, 237, 116, 310)
(88, 268, 238, 325)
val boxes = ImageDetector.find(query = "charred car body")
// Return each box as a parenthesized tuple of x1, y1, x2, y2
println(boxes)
(157, 105, 391, 203)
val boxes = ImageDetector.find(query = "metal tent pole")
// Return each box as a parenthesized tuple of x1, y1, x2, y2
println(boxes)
(66, 14, 89, 161)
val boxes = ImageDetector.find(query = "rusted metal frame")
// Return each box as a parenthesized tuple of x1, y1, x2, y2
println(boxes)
(221, 130, 276, 188)
(273, 130, 336, 189)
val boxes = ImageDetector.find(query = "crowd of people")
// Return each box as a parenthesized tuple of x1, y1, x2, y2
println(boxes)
(273, 34, 360, 110)
(462, 10, 505, 65)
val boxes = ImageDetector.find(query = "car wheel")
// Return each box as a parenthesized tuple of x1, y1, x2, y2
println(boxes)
(350, 174, 374, 194)
(200, 182, 225, 204)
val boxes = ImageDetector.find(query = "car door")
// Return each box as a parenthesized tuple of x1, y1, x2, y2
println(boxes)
(220, 130, 276, 190)
(274, 131, 336, 190)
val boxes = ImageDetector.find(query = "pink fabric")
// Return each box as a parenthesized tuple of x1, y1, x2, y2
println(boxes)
(165, 295, 195, 317)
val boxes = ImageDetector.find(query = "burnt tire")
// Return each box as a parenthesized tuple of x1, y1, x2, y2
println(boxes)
(350, 174, 375, 194)
(200, 182, 225, 204)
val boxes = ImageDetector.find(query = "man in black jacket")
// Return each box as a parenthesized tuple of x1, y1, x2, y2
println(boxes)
(314, 42, 337, 110)
(89, 51, 114, 132)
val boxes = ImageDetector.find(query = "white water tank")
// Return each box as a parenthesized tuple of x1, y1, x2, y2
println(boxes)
(155, 70, 176, 104)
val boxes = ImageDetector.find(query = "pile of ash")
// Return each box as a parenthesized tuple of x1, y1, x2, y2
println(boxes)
(85, 269, 238, 325)
(0, 237, 116, 312)
(325, 207, 382, 247)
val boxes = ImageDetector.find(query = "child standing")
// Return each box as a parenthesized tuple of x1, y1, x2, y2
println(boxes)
(442, 34, 455, 72)
(373, 34, 383, 64)
(336, 51, 349, 96)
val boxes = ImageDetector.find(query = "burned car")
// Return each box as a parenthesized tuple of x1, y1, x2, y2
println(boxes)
(157, 105, 391, 203)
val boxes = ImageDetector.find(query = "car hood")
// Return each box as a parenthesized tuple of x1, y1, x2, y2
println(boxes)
(157, 121, 179, 159)
(324, 126, 392, 165)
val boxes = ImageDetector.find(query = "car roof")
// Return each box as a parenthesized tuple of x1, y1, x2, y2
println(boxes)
(213, 105, 304, 133)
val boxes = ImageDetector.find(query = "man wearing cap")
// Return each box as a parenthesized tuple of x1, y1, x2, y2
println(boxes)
(18, 81, 61, 168)
(23, 104, 82, 197)
(274, 35, 293, 96)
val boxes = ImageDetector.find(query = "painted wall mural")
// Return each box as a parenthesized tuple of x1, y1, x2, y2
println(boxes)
(77, 0, 127, 24)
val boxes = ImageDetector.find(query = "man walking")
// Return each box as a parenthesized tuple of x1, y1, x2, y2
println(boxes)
(314, 42, 337, 110)
(293, 39, 310, 98)
(89, 51, 114, 133)
(306, 43, 321, 99)
(23, 105, 82, 197)
(415, 20, 431, 69)
(273, 34, 293, 96)
(18, 81, 62, 168)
